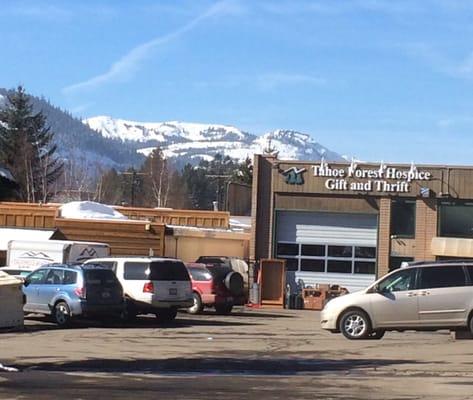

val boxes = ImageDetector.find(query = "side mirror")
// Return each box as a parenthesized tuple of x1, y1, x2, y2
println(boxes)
(367, 284, 379, 294)
(23, 279, 30, 287)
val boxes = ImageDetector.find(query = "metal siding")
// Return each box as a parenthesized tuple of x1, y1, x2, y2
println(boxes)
(276, 211, 377, 243)
(294, 271, 375, 293)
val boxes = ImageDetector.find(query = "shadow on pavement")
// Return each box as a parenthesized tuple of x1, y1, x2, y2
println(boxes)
(19, 315, 258, 333)
(14, 356, 421, 375)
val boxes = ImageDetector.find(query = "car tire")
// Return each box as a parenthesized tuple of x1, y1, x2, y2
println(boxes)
(155, 307, 178, 323)
(53, 301, 71, 327)
(215, 304, 233, 315)
(339, 309, 372, 340)
(125, 302, 138, 320)
(468, 315, 473, 335)
(367, 329, 385, 340)
(188, 292, 203, 315)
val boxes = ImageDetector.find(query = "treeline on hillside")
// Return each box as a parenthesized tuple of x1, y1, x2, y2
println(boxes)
(0, 87, 144, 168)
(96, 150, 253, 210)
(0, 86, 253, 209)
(0, 86, 63, 202)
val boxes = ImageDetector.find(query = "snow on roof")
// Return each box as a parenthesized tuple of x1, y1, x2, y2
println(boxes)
(0, 271, 22, 286)
(229, 216, 251, 232)
(0, 166, 15, 182)
(0, 228, 55, 251)
(59, 201, 128, 220)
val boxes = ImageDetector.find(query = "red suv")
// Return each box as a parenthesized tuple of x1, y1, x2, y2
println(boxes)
(185, 263, 245, 315)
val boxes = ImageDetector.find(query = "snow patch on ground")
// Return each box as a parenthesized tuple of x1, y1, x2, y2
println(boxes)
(59, 201, 128, 220)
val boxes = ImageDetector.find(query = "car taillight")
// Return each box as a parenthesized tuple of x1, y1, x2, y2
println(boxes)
(74, 287, 86, 299)
(143, 282, 154, 293)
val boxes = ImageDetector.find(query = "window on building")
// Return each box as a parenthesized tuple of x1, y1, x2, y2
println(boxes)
(328, 245, 352, 258)
(281, 257, 299, 271)
(276, 243, 299, 256)
(389, 256, 414, 272)
(276, 242, 299, 271)
(354, 261, 376, 274)
(277, 241, 376, 275)
(301, 244, 325, 257)
(391, 199, 416, 238)
(439, 201, 473, 238)
(300, 259, 325, 272)
(327, 260, 352, 273)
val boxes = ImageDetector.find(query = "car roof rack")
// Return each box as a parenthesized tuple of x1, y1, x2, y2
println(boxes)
(401, 259, 473, 268)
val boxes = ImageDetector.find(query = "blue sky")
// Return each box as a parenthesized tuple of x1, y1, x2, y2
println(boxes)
(1, 0, 473, 165)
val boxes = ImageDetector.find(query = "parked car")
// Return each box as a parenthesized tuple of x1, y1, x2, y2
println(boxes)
(23, 263, 124, 327)
(195, 256, 249, 298)
(186, 263, 245, 314)
(85, 257, 193, 322)
(321, 260, 473, 340)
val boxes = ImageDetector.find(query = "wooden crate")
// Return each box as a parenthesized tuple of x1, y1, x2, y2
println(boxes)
(302, 289, 326, 310)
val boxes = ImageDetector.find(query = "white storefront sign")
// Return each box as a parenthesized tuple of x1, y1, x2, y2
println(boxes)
(312, 160, 432, 193)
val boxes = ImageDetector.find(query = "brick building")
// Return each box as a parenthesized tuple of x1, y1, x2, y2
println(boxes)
(251, 155, 473, 292)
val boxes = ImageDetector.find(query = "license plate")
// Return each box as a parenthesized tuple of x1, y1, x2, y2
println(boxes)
(169, 288, 177, 295)
(102, 291, 110, 298)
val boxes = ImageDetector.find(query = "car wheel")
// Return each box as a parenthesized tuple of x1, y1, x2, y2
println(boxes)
(53, 301, 71, 327)
(215, 304, 233, 315)
(339, 309, 371, 340)
(367, 329, 385, 340)
(123, 301, 138, 320)
(188, 292, 203, 315)
(469, 315, 473, 335)
(155, 308, 178, 323)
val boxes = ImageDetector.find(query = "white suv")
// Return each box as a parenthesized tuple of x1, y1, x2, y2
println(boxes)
(85, 257, 193, 322)
(321, 261, 473, 340)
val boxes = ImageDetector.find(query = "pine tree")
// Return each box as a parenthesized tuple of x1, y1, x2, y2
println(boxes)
(0, 86, 63, 202)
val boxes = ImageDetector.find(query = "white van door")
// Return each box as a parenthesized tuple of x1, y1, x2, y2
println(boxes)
(369, 267, 419, 328)
(417, 266, 470, 327)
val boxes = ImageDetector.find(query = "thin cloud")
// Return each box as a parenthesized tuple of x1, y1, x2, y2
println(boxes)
(438, 116, 473, 129)
(69, 102, 94, 115)
(62, 1, 240, 94)
(257, 0, 424, 16)
(256, 73, 326, 90)
(192, 72, 326, 91)
(0, 4, 71, 19)
(403, 43, 473, 81)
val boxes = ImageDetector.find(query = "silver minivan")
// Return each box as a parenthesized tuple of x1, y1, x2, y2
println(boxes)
(321, 261, 473, 339)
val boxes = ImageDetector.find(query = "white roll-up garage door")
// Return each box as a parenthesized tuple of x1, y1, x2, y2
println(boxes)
(275, 211, 378, 292)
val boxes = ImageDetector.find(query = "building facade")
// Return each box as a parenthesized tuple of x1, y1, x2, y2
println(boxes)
(251, 155, 473, 292)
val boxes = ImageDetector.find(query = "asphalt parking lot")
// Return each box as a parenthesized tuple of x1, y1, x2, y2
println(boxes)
(2, 308, 473, 399)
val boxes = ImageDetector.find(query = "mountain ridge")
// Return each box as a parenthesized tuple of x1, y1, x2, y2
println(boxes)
(85, 116, 345, 166)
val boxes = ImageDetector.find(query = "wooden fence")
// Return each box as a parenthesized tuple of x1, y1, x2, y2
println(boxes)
(55, 218, 165, 257)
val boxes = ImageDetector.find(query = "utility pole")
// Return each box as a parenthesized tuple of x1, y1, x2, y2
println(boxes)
(121, 169, 147, 207)
(206, 174, 232, 211)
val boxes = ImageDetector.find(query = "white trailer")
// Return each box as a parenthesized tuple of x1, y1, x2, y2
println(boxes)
(0, 271, 24, 328)
(5, 240, 111, 273)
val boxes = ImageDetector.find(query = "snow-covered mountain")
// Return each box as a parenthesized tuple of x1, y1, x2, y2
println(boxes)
(84, 116, 345, 165)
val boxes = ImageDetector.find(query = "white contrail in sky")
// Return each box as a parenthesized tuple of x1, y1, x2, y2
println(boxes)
(63, 1, 236, 94)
